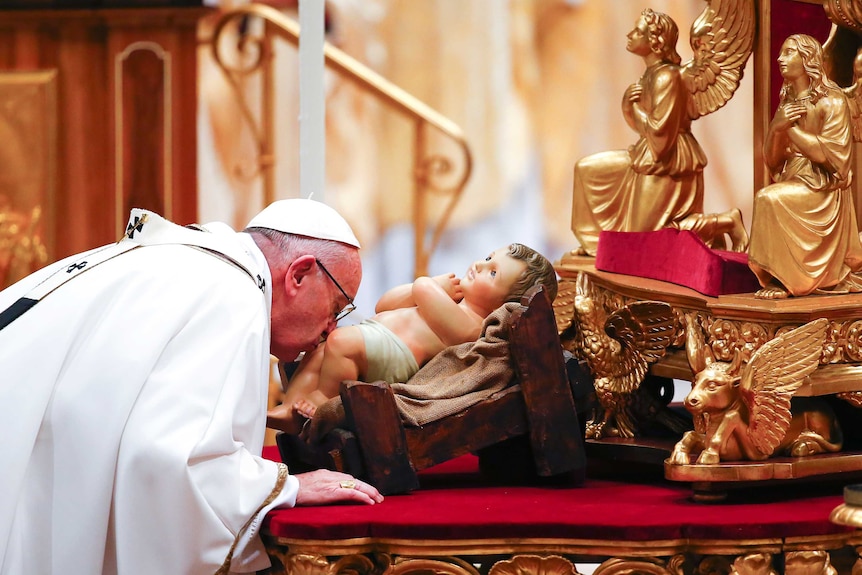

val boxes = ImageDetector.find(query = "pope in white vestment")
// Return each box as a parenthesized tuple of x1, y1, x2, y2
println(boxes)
(0, 204, 371, 574)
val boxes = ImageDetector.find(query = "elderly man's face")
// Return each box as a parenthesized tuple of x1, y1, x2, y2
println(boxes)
(270, 252, 361, 362)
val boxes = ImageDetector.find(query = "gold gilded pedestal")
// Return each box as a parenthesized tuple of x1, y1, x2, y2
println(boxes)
(555, 253, 862, 500)
(831, 485, 862, 529)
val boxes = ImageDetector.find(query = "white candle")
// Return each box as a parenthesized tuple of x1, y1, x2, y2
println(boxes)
(299, 0, 325, 201)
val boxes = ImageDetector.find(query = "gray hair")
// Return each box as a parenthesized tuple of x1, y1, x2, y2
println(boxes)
(245, 227, 355, 271)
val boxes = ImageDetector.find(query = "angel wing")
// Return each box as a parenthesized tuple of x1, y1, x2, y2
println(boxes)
(682, 0, 756, 120)
(602, 301, 676, 393)
(740, 318, 828, 457)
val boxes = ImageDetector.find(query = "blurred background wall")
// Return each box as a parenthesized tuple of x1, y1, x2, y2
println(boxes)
(198, 0, 754, 320)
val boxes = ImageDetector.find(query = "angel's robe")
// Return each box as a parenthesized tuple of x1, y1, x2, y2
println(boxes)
(748, 88, 862, 296)
(0, 212, 298, 574)
(571, 60, 708, 256)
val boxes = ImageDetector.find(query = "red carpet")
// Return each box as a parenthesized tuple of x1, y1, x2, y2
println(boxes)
(262, 446, 849, 541)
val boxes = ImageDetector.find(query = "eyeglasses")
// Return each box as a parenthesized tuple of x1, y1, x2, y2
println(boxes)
(315, 258, 356, 322)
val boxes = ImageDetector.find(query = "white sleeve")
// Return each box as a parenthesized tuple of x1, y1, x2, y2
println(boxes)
(112, 257, 298, 574)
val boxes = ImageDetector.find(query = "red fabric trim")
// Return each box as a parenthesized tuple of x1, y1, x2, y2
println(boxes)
(595, 229, 761, 296)
(262, 448, 849, 542)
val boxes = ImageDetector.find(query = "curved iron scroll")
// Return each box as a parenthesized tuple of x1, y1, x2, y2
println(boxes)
(209, 4, 473, 278)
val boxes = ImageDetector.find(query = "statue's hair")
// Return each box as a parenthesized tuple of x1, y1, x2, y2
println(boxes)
(505, 243, 558, 303)
(642, 8, 681, 66)
(779, 34, 839, 105)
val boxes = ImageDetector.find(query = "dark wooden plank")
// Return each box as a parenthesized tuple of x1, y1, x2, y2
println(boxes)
(510, 285, 586, 476)
(341, 380, 419, 494)
(404, 387, 527, 470)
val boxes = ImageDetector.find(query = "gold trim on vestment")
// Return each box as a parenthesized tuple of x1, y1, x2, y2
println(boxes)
(216, 462, 289, 575)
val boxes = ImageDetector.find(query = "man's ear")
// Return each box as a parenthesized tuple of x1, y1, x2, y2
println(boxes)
(283, 254, 317, 296)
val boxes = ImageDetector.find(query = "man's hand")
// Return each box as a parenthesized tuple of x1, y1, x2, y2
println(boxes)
(294, 469, 383, 506)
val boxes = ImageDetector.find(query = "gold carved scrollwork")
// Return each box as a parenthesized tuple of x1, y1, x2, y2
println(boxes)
(729, 553, 777, 575)
(697, 555, 732, 575)
(842, 321, 862, 362)
(738, 323, 770, 364)
(284, 553, 332, 575)
(823, 0, 862, 35)
(335, 553, 392, 575)
(490, 555, 580, 575)
(592, 555, 685, 575)
(705, 318, 741, 362)
(392, 557, 480, 575)
(697, 315, 862, 367)
(702, 318, 771, 365)
(266, 551, 391, 575)
(821, 321, 844, 365)
(785, 551, 837, 575)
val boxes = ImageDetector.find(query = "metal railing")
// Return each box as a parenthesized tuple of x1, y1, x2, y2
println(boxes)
(209, 4, 473, 277)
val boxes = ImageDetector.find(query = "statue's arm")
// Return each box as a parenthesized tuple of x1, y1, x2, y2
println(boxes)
(635, 68, 685, 160)
(763, 103, 797, 172)
(621, 83, 642, 132)
(785, 95, 851, 169)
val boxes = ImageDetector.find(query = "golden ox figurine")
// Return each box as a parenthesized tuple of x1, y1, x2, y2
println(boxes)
(668, 315, 842, 465)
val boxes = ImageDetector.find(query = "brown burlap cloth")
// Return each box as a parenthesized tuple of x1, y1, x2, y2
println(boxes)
(302, 302, 519, 443)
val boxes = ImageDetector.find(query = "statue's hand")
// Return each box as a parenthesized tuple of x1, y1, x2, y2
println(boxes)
(624, 83, 643, 103)
(772, 103, 806, 131)
(433, 272, 463, 302)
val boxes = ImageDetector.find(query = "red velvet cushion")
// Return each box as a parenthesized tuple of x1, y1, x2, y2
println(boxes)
(262, 448, 849, 542)
(595, 229, 761, 297)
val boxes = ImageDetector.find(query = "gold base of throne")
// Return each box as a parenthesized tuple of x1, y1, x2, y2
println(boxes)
(555, 252, 862, 501)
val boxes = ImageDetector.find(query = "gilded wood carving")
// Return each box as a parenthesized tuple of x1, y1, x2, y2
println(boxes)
(568, 271, 676, 439)
(571, 0, 755, 256)
(669, 315, 842, 464)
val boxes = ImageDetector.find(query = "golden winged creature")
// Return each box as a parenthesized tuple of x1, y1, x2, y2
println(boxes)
(569, 272, 676, 439)
(571, 0, 755, 256)
(669, 315, 842, 465)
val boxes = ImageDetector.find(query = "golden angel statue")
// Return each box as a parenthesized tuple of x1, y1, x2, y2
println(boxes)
(571, 1, 754, 256)
(668, 315, 841, 465)
(748, 34, 862, 299)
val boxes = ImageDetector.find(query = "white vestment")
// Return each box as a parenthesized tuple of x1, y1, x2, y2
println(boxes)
(0, 211, 299, 574)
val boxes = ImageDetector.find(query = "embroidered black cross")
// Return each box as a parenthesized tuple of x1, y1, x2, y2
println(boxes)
(126, 214, 149, 239)
(66, 261, 88, 273)
(257, 275, 266, 292)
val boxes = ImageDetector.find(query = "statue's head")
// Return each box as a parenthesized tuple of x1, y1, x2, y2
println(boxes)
(778, 34, 837, 103)
(641, 8, 681, 65)
(786, 35, 824, 81)
(505, 243, 558, 303)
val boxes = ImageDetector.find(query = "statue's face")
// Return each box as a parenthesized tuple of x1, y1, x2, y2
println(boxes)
(777, 39, 804, 81)
(626, 17, 652, 57)
(461, 247, 526, 312)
